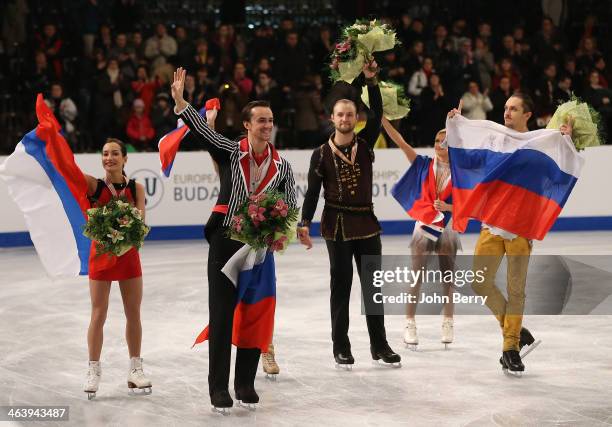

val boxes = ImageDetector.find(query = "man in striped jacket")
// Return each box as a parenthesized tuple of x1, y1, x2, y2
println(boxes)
(171, 67, 297, 411)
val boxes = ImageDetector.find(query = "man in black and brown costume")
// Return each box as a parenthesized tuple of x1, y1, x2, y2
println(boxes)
(298, 62, 401, 369)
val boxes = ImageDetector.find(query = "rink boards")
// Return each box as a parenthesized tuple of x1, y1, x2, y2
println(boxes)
(2, 147, 612, 246)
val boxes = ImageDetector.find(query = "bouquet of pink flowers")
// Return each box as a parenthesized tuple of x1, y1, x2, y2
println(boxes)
(229, 191, 299, 252)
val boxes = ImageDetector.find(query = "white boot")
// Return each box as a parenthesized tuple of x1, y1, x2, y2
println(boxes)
(84, 361, 101, 400)
(127, 357, 152, 395)
(262, 344, 279, 380)
(442, 317, 454, 348)
(403, 319, 418, 349)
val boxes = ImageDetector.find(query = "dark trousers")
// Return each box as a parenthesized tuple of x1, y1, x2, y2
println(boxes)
(325, 233, 387, 354)
(207, 226, 261, 396)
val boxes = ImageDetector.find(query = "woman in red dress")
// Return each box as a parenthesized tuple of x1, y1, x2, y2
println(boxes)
(82, 138, 152, 399)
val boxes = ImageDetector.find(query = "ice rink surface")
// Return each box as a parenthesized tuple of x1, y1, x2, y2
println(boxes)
(1, 231, 612, 426)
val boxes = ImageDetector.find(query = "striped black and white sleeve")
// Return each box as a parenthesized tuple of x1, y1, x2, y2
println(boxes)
(177, 104, 236, 153)
(281, 159, 298, 209)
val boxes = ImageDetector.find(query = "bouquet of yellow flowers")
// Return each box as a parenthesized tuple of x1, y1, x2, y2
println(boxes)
(546, 95, 603, 151)
(229, 191, 299, 252)
(83, 197, 149, 256)
(361, 80, 411, 120)
(330, 19, 399, 83)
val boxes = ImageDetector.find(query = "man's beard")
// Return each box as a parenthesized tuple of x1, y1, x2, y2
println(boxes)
(335, 124, 355, 135)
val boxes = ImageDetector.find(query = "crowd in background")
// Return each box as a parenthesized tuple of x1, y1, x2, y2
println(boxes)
(0, 0, 611, 154)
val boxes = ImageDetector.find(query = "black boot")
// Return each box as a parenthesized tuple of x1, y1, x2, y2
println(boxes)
(519, 327, 535, 350)
(211, 390, 233, 413)
(371, 344, 402, 365)
(235, 386, 259, 405)
(502, 350, 525, 373)
(334, 350, 354, 368)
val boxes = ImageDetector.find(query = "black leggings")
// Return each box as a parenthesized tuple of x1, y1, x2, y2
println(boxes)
(325, 233, 387, 354)
(207, 227, 260, 396)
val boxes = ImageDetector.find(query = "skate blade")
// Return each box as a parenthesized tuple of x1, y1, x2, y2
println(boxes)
(128, 386, 152, 396)
(520, 339, 541, 359)
(86, 391, 96, 400)
(265, 373, 278, 381)
(372, 360, 402, 368)
(404, 343, 418, 351)
(442, 342, 452, 350)
(211, 406, 231, 415)
(237, 400, 258, 411)
(503, 369, 524, 378)
(335, 363, 353, 371)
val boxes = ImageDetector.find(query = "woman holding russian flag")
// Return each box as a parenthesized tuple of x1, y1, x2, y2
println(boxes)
(83, 138, 152, 399)
(386, 119, 460, 350)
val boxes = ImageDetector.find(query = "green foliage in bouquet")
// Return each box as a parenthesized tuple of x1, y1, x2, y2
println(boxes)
(546, 94, 604, 151)
(330, 19, 399, 83)
(229, 191, 299, 252)
(83, 197, 149, 256)
(361, 80, 411, 120)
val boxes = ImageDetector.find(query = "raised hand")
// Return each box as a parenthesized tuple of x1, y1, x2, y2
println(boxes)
(447, 99, 463, 119)
(171, 67, 188, 111)
(363, 60, 379, 79)
(560, 114, 574, 137)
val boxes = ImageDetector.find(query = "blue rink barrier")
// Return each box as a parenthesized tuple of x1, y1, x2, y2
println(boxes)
(2, 216, 612, 247)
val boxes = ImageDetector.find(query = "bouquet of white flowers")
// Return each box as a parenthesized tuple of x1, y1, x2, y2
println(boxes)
(83, 197, 149, 256)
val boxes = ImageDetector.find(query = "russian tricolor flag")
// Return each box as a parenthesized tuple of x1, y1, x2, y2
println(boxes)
(0, 94, 90, 276)
(391, 155, 452, 238)
(446, 115, 584, 240)
(193, 246, 276, 352)
(158, 98, 220, 177)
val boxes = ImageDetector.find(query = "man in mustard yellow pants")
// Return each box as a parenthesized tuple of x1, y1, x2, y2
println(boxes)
(448, 93, 572, 375)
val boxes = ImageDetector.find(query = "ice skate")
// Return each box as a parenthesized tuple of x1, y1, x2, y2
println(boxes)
(261, 344, 279, 380)
(84, 361, 101, 400)
(211, 390, 233, 415)
(334, 350, 354, 371)
(235, 386, 259, 411)
(501, 350, 524, 377)
(403, 319, 418, 351)
(371, 344, 402, 368)
(519, 327, 541, 359)
(441, 318, 454, 350)
(127, 357, 152, 395)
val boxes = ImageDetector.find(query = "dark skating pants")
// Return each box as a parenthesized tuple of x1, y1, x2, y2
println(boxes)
(207, 227, 261, 396)
(325, 232, 387, 354)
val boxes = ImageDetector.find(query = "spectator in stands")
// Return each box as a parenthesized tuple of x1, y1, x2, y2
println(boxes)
(408, 57, 433, 97)
(183, 73, 204, 107)
(583, 70, 612, 134)
(554, 74, 573, 103)
(94, 24, 113, 57)
(489, 76, 513, 124)
(232, 62, 253, 100)
(145, 23, 177, 72)
(26, 51, 56, 98)
(294, 74, 324, 149)
(249, 25, 276, 64)
(492, 57, 521, 91)
(194, 39, 218, 79)
(575, 36, 601, 76)
(110, 33, 136, 80)
(474, 37, 495, 91)
(151, 92, 176, 141)
(195, 65, 218, 100)
(126, 98, 155, 150)
(131, 65, 160, 115)
(93, 58, 130, 148)
(45, 82, 78, 148)
(535, 62, 558, 122)
(275, 31, 309, 91)
(213, 24, 237, 77)
(251, 71, 282, 114)
(593, 55, 609, 88)
(175, 26, 196, 69)
(419, 73, 451, 146)
(35, 23, 63, 79)
(379, 50, 406, 85)
(311, 26, 334, 79)
(404, 40, 425, 76)
(130, 31, 146, 64)
(461, 80, 493, 120)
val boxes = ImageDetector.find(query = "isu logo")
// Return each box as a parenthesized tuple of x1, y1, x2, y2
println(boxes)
(129, 169, 164, 209)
